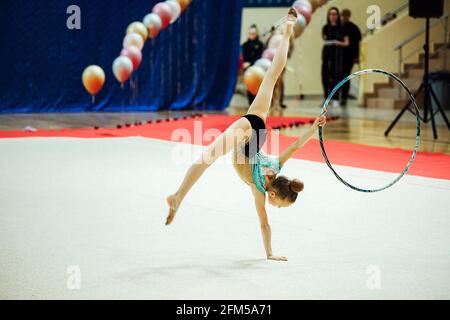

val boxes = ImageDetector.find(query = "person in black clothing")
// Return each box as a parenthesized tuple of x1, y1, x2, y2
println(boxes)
(321, 7, 349, 107)
(242, 24, 264, 106)
(340, 9, 362, 106)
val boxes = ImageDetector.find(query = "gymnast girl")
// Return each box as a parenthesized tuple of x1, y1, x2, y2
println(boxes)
(166, 8, 327, 262)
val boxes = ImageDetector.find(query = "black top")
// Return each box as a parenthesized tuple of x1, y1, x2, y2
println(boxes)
(342, 21, 362, 61)
(322, 24, 348, 61)
(242, 39, 264, 65)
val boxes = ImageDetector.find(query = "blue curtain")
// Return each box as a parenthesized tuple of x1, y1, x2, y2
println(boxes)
(0, 0, 243, 113)
(244, 0, 293, 7)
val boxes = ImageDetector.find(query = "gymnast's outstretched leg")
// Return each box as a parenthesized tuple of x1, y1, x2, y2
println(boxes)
(165, 11, 296, 225)
(247, 9, 296, 122)
(166, 118, 251, 225)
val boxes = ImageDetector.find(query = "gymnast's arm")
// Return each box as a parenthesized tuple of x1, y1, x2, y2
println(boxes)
(279, 116, 326, 168)
(251, 184, 288, 262)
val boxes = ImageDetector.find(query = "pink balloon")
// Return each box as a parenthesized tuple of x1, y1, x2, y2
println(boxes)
(121, 45, 142, 71)
(152, 2, 173, 30)
(293, 4, 312, 24)
(293, 0, 312, 12)
(262, 48, 276, 61)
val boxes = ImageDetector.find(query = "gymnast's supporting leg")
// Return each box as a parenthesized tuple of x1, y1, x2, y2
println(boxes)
(247, 14, 295, 122)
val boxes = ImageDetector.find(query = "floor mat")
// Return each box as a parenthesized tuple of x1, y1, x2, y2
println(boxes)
(1, 114, 448, 180)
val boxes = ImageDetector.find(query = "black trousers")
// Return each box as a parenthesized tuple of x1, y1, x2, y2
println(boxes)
(321, 59, 341, 101)
(341, 59, 355, 102)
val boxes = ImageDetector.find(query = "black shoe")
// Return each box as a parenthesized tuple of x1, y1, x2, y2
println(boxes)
(281, 104, 287, 109)
(340, 100, 347, 107)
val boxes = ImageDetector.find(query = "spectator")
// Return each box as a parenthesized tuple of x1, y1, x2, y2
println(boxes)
(341, 9, 362, 106)
(321, 7, 349, 107)
(242, 24, 264, 105)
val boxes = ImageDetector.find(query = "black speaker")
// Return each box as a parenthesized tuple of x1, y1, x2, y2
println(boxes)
(409, 0, 444, 18)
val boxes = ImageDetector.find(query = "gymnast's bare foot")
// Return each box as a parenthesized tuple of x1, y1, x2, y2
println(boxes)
(165, 193, 180, 225)
(288, 7, 298, 21)
(283, 8, 296, 35)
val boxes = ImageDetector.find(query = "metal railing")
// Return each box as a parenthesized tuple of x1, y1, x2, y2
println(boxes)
(394, 14, 449, 75)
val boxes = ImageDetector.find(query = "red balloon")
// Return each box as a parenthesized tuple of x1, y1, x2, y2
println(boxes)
(152, 2, 173, 30)
(294, 4, 312, 24)
(120, 46, 142, 71)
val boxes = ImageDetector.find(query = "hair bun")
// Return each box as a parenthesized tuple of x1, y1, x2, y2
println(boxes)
(289, 179, 304, 193)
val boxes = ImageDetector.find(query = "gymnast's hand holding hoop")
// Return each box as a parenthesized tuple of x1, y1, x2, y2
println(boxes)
(314, 115, 327, 128)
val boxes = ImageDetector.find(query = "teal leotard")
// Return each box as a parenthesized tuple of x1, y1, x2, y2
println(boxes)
(251, 152, 281, 194)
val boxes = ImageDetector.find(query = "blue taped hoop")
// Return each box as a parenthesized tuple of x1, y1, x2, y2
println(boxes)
(318, 69, 421, 193)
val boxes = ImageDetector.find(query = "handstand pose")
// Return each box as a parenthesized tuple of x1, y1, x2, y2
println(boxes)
(166, 8, 327, 261)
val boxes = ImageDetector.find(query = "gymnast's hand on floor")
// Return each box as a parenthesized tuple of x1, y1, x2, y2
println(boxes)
(313, 115, 327, 128)
(268, 255, 288, 262)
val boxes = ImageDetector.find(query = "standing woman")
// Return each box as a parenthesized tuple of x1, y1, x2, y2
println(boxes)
(242, 24, 264, 106)
(321, 7, 349, 107)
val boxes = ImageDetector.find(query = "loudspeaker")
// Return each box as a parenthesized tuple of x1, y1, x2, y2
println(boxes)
(409, 0, 444, 18)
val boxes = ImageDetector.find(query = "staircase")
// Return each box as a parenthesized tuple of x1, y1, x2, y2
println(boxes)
(364, 42, 449, 109)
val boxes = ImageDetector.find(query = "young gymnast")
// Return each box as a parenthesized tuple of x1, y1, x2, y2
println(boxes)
(166, 8, 327, 262)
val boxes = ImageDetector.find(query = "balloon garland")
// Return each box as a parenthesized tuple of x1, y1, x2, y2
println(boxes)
(81, 0, 193, 101)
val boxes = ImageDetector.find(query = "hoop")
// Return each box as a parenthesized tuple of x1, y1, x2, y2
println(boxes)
(318, 69, 421, 193)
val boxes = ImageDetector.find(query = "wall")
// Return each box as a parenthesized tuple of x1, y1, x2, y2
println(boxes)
(241, 0, 448, 96)
(361, 1, 450, 94)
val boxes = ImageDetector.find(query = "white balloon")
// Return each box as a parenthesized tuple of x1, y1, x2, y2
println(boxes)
(297, 14, 306, 28)
(123, 32, 144, 51)
(296, 14, 307, 28)
(294, 14, 307, 38)
(254, 58, 272, 72)
(165, 0, 181, 23)
(112, 56, 133, 84)
(143, 13, 162, 30)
